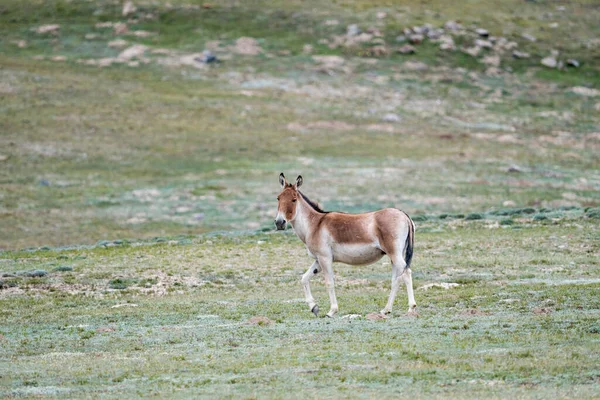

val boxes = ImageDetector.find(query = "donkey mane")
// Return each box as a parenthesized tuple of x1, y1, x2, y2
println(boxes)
(298, 190, 328, 214)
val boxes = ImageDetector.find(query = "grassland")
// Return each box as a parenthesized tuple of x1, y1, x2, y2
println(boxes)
(1, 0, 600, 398)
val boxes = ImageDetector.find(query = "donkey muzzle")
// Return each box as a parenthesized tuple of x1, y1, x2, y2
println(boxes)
(274, 218, 287, 230)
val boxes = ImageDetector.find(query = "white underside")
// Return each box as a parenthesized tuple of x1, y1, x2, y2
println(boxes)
(331, 242, 385, 265)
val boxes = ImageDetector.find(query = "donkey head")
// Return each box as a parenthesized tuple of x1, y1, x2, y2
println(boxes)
(275, 172, 303, 230)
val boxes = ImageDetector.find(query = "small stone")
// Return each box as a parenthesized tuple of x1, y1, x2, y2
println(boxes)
(347, 24, 361, 37)
(36, 24, 60, 34)
(118, 45, 147, 60)
(566, 59, 580, 68)
(397, 44, 416, 54)
(303, 44, 313, 54)
(51, 56, 66, 62)
(95, 22, 113, 28)
(475, 28, 489, 37)
(0, 155, 8, 161)
(463, 46, 481, 57)
(503, 200, 516, 207)
(85, 33, 99, 40)
(402, 61, 428, 71)
(522, 33, 537, 42)
(512, 50, 530, 59)
(130, 30, 153, 38)
(444, 20, 462, 31)
(474, 39, 493, 49)
(507, 165, 522, 173)
(12, 40, 27, 48)
(395, 35, 406, 43)
(323, 19, 339, 26)
(541, 56, 557, 68)
(409, 34, 424, 44)
(382, 113, 401, 123)
(570, 87, 600, 97)
(108, 39, 128, 48)
(122, 1, 136, 16)
(482, 55, 500, 67)
(427, 29, 443, 40)
(113, 22, 128, 35)
(376, 11, 387, 19)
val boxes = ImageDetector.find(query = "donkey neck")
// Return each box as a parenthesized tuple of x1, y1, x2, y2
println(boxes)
(289, 193, 322, 244)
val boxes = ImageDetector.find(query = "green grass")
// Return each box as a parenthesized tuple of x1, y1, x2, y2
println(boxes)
(0, 2, 599, 395)
(1, 218, 599, 398)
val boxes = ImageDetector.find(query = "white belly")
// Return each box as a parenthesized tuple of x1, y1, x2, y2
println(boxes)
(331, 243, 385, 266)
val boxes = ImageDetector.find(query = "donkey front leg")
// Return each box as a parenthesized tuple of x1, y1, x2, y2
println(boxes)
(318, 256, 338, 317)
(302, 261, 321, 316)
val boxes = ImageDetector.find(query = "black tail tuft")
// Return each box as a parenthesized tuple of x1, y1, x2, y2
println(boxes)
(404, 215, 414, 269)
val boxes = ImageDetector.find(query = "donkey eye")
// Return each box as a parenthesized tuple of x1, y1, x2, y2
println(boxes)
(292, 199, 297, 202)
(277, 196, 280, 201)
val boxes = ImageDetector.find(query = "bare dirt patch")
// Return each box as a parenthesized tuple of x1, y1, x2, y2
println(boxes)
(247, 316, 273, 326)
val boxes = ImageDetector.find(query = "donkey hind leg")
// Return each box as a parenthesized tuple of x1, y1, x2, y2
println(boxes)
(318, 256, 338, 318)
(301, 261, 321, 316)
(381, 255, 417, 315)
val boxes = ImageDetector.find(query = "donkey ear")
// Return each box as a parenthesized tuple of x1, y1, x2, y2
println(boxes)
(279, 173, 287, 188)
(295, 175, 303, 188)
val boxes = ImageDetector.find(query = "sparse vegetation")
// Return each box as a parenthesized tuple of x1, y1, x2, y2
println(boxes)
(1, 0, 599, 397)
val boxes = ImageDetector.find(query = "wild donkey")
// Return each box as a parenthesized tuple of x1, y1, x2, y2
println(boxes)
(275, 173, 416, 317)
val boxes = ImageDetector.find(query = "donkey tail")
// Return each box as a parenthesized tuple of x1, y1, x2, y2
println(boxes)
(403, 214, 415, 269)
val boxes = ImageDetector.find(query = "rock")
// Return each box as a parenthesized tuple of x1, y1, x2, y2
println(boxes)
(366, 27, 383, 37)
(12, 40, 27, 48)
(122, 1, 136, 16)
(0, 155, 8, 161)
(233, 37, 262, 55)
(427, 29, 443, 40)
(397, 44, 416, 54)
(474, 39, 493, 49)
(113, 22, 128, 35)
(438, 35, 456, 51)
(409, 34, 424, 44)
(444, 20, 462, 31)
(482, 55, 500, 67)
(95, 22, 113, 28)
(36, 24, 60, 34)
(303, 44, 313, 54)
(118, 44, 147, 60)
(324, 19, 339, 26)
(403, 28, 412, 36)
(566, 59, 580, 68)
(475, 28, 489, 37)
(395, 35, 406, 43)
(196, 49, 218, 63)
(512, 50, 530, 59)
(376, 11, 387, 19)
(366, 312, 387, 321)
(522, 33, 537, 42)
(570, 87, 600, 97)
(541, 56, 557, 68)
(247, 316, 273, 326)
(402, 61, 428, 71)
(51, 56, 66, 62)
(129, 30, 154, 37)
(347, 24, 361, 37)
(507, 165, 522, 173)
(382, 113, 401, 123)
(503, 200, 516, 207)
(85, 33, 99, 40)
(463, 46, 481, 57)
(313, 55, 345, 66)
(365, 45, 388, 57)
(108, 39, 128, 48)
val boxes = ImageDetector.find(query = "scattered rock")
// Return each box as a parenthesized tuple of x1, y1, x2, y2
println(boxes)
(0, 154, 8, 161)
(418, 282, 459, 290)
(303, 44, 313, 54)
(36, 24, 60, 34)
(474, 39, 493, 49)
(366, 312, 387, 321)
(129, 30, 154, 38)
(312, 55, 345, 67)
(503, 200, 516, 207)
(376, 11, 387, 19)
(341, 314, 362, 319)
(541, 56, 557, 68)
(347, 24, 361, 37)
(197, 49, 218, 64)
(397, 44, 416, 54)
(566, 59, 580, 68)
(118, 45, 147, 60)
(233, 37, 262, 55)
(512, 50, 530, 59)
(111, 303, 138, 308)
(12, 40, 27, 48)
(85, 33, 99, 40)
(463, 46, 481, 57)
(507, 165, 523, 173)
(323, 19, 339, 26)
(402, 61, 428, 71)
(95, 22, 114, 28)
(521, 33, 537, 42)
(395, 35, 406, 43)
(381, 113, 401, 123)
(570, 87, 600, 97)
(108, 39, 128, 48)
(533, 307, 552, 315)
(51, 56, 66, 62)
(438, 35, 456, 51)
(247, 316, 273, 326)
(444, 20, 462, 31)
(482, 55, 500, 67)
(409, 34, 424, 44)
(122, 1, 136, 16)
(113, 22, 128, 35)
(475, 28, 489, 37)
